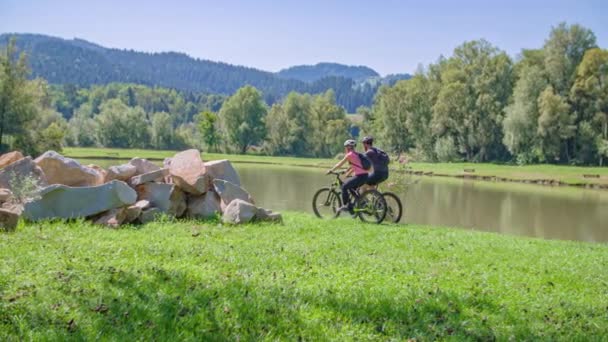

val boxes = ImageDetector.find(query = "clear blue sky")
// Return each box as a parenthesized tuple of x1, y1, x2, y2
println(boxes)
(1, 0, 606, 75)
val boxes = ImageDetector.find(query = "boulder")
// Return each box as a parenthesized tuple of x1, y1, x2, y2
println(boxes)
(94, 207, 128, 228)
(204, 159, 240, 186)
(35, 151, 101, 187)
(255, 207, 283, 223)
(23, 180, 137, 221)
(138, 207, 162, 224)
(129, 168, 169, 187)
(2, 202, 23, 216)
(0, 157, 48, 190)
(169, 187, 187, 217)
(123, 200, 150, 223)
(213, 179, 254, 210)
(187, 192, 221, 219)
(169, 149, 208, 194)
(222, 199, 257, 224)
(106, 164, 137, 182)
(0, 188, 13, 203)
(0, 151, 24, 169)
(135, 185, 189, 217)
(129, 158, 160, 176)
(87, 164, 107, 185)
(163, 158, 173, 183)
(0, 207, 20, 232)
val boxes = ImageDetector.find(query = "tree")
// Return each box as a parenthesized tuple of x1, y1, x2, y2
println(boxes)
(0, 37, 38, 152)
(219, 86, 267, 153)
(503, 65, 548, 164)
(150, 112, 174, 149)
(95, 99, 150, 148)
(310, 90, 349, 157)
(196, 110, 221, 152)
(537, 86, 575, 161)
(544, 23, 597, 96)
(264, 103, 292, 155)
(570, 48, 608, 165)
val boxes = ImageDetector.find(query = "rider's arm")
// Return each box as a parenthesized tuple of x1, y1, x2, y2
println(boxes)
(328, 155, 349, 173)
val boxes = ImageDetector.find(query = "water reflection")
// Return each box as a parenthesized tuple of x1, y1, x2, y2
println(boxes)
(237, 164, 608, 243)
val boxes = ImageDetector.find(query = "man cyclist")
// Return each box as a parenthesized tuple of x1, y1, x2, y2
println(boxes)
(362, 136, 389, 187)
(326, 139, 369, 213)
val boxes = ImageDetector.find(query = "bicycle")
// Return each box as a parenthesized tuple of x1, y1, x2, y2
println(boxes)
(312, 171, 388, 224)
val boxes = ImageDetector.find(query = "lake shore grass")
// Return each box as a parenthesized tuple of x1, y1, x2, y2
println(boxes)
(64, 147, 608, 187)
(1, 213, 607, 340)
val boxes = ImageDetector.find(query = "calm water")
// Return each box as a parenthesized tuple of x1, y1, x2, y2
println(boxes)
(86, 159, 608, 243)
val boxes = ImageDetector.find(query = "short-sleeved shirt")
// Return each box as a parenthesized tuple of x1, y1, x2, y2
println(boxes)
(346, 151, 368, 176)
(365, 147, 388, 173)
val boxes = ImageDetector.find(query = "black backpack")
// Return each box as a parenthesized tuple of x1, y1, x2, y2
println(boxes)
(374, 147, 390, 167)
(355, 152, 372, 170)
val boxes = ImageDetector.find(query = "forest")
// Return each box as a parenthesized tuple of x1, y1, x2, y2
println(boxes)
(0, 23, 606, 164)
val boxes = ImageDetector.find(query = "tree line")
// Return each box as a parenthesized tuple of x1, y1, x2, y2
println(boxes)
(1, 23, 606, 165)
(364, 23, 607, 165)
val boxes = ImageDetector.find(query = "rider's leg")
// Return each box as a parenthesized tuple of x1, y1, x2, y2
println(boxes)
(341, 174, 368, 210)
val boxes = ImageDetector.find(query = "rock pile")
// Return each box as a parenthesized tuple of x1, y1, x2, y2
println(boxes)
(0, 149, 281, 230)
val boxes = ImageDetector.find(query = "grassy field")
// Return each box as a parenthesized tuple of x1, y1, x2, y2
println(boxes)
(1, 213, 607, 340)
(62, 147, 608, 186)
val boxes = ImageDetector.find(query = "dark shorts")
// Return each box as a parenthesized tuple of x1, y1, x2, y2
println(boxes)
(366, 170, 388, 185)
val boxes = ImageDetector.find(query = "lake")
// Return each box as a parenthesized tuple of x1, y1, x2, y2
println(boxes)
(85, 159, 608, 243)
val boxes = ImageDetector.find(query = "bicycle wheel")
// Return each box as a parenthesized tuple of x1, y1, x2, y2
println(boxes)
(355, 190, 387, 224)
(382, 192, 403, 223)
(312, 187, 341, 219)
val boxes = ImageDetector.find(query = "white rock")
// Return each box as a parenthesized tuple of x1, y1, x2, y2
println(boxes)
(222, 199, 257, 224)
(106, 164, 137, 182)
(169, 149, 208, 194)
(187, 192, 221, 219)
(204, 159, 241, 186)
(23, 180, 137, 221)
(129, 158, 161, 176)
(35, 151, 101, 187)
(213, 179, 254, 210)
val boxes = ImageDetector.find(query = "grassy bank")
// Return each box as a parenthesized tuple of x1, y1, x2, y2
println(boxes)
(62, 147, 608, 187)
(1, 213, 607, 340)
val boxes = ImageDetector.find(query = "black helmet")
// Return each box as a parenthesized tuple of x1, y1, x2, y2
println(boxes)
(362, 136, 374, 144)
(343, 139, 356, 148)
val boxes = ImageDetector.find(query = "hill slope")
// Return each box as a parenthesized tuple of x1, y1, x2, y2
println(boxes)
(276, 62, 379, 82)
(1, 33, 410, 111)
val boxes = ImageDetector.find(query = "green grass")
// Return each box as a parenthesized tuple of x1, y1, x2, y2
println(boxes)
(62, 147, 335, 168)
(63, 147, 608, 186)
(1, 213, 607, 340)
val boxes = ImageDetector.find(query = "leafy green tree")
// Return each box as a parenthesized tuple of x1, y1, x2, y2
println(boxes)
(219, 86, 267, 153)
(95, 99, 150, 148)
(372, 83, 411, 153)
(264, 103, 291, 155)
(0, 38, 38, 153)
(537, 86, 575, 161)
(544, 23, 597, 96)
(503, 65, 548, 164)
(196, 110, 221, 152)
(150, 112, 174, 149)
(570, 48, 608, 165)
(310, 90, 349, 157)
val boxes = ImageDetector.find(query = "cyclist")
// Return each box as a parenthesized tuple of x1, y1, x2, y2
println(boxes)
(362, 136, 389, 187)
(326, 139, 369, 213)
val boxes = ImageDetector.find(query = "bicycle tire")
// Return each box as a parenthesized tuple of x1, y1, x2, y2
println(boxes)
(355, 189, 387, 224)
(312, 187, 341, 219)
(382, 192, 403, 223)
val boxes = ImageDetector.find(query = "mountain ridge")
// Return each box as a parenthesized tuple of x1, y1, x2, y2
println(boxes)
(0, 33, 411, 111)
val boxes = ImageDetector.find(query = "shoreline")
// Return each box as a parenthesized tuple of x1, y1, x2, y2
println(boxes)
(69, 153, 608, 191)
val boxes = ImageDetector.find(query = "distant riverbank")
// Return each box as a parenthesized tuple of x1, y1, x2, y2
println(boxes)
(64, 147, 608, 189)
